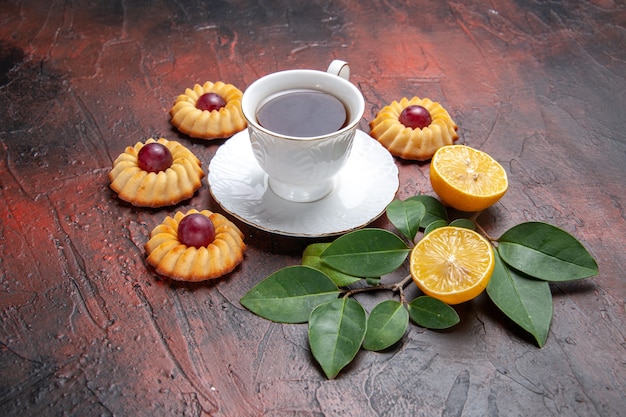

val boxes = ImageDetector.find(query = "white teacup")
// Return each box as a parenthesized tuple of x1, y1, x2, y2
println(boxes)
(241, 60, 365, 203)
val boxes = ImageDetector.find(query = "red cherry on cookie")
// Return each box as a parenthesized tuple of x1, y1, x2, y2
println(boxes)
(137, 143, 173, 173)
(196, 92, 226, 112)
(399, 105, 432, 129)
(178, 213, 216, 248)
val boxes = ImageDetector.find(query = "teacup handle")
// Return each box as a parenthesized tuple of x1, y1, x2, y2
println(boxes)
(327, 60, 350, 80)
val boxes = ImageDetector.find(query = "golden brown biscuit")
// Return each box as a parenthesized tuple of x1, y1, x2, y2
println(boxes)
(369, 97, 458, 161)
(144, 209, 246, 281)
(170, 81, 247, 139)
(108, 138, 204, 207)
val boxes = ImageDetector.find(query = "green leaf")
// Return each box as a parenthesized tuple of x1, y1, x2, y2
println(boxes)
(320, 228, 410, 277)
(386, 198, 425, 240)
(406, 195, 448, 226)
(406, 296, 460, 329)
(423, 219, 448, 235)
(487, 249, 552, 347)
(498, 222, 599, 281)
(363, 300, 409, 351)
(308, 298, 367, 379)
(449, 218, 475, 230)
(240, 266, 340, 323)
(302, 243, 362, 286)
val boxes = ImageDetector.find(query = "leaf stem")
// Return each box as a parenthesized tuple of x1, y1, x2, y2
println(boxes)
(470, 211, 497, 243)
(343, 284, 394, 298)
(394, 274, 413, 304)
(392, 274, 414, 291)
(343, 274, 414, 303)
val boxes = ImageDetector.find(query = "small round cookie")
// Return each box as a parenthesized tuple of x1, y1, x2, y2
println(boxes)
(170, 81, 247, 139)
(109, 138, 204, 207)
(369, 97, 458, 161)
(145, 209, 246, 281)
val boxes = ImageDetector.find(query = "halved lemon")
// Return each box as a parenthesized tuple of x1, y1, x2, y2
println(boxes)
(430, 145, 508, 212)
(410, 226, 494, 305)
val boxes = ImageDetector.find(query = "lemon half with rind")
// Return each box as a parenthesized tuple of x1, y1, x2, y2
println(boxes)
(430, 145, 508, 212)
(410, 226, 495, 305)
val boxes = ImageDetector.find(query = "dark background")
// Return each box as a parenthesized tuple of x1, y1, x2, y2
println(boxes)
(1, 1, 625, 416)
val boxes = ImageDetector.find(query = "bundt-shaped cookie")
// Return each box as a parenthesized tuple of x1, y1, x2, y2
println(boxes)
(369, 97, 458, 161)
(108, 138, 204, 207)
(145, 209, 246, 281)
(170, 81, 247, 139)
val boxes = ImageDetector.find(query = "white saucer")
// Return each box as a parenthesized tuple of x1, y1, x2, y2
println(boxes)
(208, 129, 399, 237)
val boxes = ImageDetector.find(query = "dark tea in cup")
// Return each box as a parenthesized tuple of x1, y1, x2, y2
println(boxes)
(256, 89, 348, 138)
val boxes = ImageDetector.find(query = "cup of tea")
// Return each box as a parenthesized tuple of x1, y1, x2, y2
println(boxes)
(241, 60, 365, 203)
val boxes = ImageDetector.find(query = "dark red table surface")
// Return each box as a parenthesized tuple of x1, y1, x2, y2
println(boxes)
(1, 1, 625, 416)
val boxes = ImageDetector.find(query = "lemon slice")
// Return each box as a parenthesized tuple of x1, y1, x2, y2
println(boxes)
(430, 145, 508, 212)
(410, 226, 494, 305)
